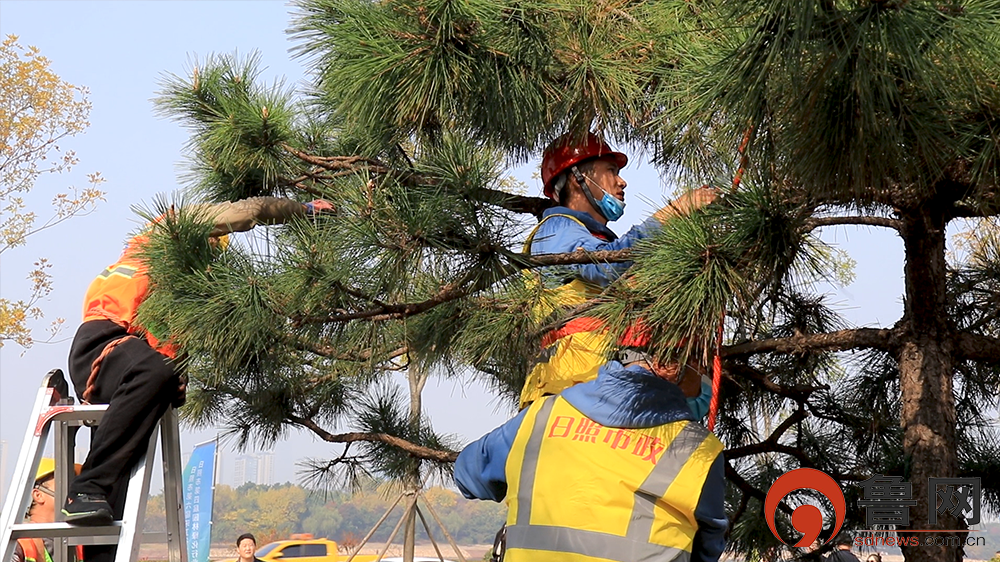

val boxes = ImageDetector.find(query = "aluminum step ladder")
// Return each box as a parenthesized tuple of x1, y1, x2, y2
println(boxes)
(1, 369, 187, 562)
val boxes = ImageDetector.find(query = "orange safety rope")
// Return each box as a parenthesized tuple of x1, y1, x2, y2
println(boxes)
(707, 127, 753, 432)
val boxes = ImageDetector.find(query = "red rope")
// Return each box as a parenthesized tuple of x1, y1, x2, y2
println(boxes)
(707, 318, 725, 430)
(707, 126, 754, 432)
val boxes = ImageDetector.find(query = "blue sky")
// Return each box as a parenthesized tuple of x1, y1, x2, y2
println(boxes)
(0, 1, 907, 494)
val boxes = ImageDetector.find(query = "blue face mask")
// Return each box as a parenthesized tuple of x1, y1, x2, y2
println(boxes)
(572, 165, 626, 222)
(595, 191, 626, 222)
(687, 377, 712, 420)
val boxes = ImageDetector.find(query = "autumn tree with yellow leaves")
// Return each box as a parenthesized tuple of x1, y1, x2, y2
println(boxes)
(0, 34, 104, 347)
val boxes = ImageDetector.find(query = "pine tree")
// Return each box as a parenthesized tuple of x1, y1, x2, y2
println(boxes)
(144, 1, 1000, 561)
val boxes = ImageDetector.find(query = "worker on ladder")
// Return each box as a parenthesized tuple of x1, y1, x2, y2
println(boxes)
(10, 459, 83, 562)
(61, 197, 332, 560)
(520, 131, 717, 412)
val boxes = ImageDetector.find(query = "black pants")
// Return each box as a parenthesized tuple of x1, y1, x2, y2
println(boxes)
(67, 320, 180, 562)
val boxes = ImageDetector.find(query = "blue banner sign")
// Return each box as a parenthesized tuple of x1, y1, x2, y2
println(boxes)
(183, 440, 216, 562)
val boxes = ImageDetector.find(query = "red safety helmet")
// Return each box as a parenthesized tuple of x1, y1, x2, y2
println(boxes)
(618, 320, 695, 351)
(541, 132, 628, 200)
(618, 320, 652, 349)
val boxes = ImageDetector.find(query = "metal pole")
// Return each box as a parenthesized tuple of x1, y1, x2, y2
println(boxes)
(417, 490, 467, 562)
(373, 493, 417, 562)
(344, 491, 406, 562)
(413, 505, 445, 562)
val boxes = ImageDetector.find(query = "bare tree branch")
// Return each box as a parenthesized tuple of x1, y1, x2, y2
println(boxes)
(802, 216, 903, 232)
(722, 328, 900, 357)
(288, 414, 459, 463)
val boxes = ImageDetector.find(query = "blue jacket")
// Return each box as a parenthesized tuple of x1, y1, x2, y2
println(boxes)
(529, 207, 661, 288)
(454, 361, 728, 562)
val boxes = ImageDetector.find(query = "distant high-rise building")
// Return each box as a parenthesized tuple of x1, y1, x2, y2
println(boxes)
(233, 455, 257, 486)
(257, 452, 275, 485)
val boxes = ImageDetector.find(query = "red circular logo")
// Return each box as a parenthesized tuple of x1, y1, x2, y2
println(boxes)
(765, 468, 846, 547)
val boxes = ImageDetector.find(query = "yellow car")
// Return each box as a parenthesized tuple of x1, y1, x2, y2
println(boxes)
(247, 535, 380, 562)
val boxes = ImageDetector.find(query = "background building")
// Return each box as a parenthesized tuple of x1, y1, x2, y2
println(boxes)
(256, 451, 275, 486)
(233, 455, 257, 487)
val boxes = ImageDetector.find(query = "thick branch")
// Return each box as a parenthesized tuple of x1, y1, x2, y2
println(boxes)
(802, 215, 902, 232)
(288, 414, 459, 463)
(519, 248, 632, 267)
(473, 187, 554, 219)
(722, 327, 899, 357)
(955, 332, 1000, 363)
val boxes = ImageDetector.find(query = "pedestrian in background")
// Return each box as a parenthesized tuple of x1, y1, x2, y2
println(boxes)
(825, 533, 861, 562)
(236, 533, 265, 562)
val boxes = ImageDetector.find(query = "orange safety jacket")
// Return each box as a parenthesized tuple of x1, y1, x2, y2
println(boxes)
(81, 225, 178, 359)
(17, 536, 84, 562)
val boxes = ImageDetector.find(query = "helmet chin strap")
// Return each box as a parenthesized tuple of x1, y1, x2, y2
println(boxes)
(571, 165, 609, 221)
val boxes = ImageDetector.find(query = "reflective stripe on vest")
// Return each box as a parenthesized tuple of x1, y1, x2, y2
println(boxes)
(506, 396, 721, 562)
(17, 537, 53, 562)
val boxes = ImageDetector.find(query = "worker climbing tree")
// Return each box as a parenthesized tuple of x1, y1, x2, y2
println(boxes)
(136, 2, 1000, 562)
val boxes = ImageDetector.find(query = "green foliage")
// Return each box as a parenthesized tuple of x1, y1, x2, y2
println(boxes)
(144, 1, 1000, 560)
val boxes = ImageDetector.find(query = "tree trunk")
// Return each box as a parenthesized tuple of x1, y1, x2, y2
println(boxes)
(897, 204, 962, 562)
(403, 367, 428, 562)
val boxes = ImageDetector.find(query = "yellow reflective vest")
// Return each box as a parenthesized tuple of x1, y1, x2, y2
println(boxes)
(519, 214, 613, 409)
(504, 395, 724, 562)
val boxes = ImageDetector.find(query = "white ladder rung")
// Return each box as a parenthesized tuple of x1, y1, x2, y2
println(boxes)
(10, 522, 122, 538)
(1, 369, 187, 562)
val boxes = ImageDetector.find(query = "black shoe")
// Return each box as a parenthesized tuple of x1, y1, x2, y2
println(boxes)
(62, 493, 114, 526)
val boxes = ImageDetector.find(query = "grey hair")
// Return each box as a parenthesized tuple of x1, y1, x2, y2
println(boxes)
(551, 173, 569, 202)
(550, 160, 597, 203)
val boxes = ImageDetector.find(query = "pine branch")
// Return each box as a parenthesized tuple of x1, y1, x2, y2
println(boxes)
(281, 142, 553, 217)
(725, 462, 793, 516)
(951, 197, 1000, 219)
(725, 409, 811, 465)
(955, 332, 1000, 363)
(725, 362, 828, 400)
(292, 337, 409, 363)
(802, 216, 903, 232)
(294, 249, 633, 324)
(524, 248, 632, 267)
(474, 187, 553, 219)
(287, 414, 459, 463)
(722, 328, 900, 357)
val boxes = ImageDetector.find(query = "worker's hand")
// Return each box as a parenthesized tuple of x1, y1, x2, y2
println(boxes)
(303, 199, 335, 216)
(172, 372, 188, 409)
(653, 186, 718, 223)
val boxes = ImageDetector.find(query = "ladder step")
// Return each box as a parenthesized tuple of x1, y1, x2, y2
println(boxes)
(10, 522, 121, 538)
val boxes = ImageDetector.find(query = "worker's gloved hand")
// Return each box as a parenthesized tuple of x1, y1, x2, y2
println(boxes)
(173, 372, 188, 408)
(654, 186, 718, 223)
(303, 199, 335, 216)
